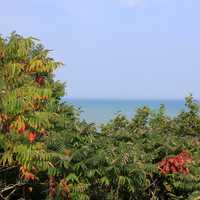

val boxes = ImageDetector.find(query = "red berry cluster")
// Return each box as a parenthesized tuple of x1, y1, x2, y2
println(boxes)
(158, 151, 192, 175)
(35, 76, 45, 86)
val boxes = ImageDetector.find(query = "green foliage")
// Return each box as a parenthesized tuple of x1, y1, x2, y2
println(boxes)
(1, 33, 200, 200)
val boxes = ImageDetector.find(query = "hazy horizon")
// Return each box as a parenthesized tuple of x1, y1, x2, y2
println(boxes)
(1, 0, 200, 99)
(66, 98, 187, 124)
(64, 97, 189, 101)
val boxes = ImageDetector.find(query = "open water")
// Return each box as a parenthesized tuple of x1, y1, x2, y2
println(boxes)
(65, 99, 187, 125)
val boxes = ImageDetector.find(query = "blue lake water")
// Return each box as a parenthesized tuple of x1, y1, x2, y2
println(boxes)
(64, 99, 187, 125)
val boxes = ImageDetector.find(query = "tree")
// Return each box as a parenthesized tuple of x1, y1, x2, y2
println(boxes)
(0, 32, 87, 199)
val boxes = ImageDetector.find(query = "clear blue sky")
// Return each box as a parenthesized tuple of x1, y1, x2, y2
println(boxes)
(1, 0, 200, 99)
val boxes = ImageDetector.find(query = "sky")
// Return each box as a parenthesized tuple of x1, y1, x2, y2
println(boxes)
(1, 0, 200, 99)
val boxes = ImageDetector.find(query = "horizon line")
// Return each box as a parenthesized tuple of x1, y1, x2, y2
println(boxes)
(62, 97, 196, 101)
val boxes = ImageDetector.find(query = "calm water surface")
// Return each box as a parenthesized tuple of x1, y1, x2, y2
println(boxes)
(64, 99, 186, 125)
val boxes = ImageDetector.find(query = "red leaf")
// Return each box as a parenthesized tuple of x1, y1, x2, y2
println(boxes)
(28, 132, 37, 143)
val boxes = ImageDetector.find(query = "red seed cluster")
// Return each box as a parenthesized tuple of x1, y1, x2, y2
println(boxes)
(35, 76, 45, 86)
(158, 151, 192, 175)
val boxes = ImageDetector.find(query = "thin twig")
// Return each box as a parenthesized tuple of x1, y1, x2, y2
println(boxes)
(0, 166, 17, 174)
